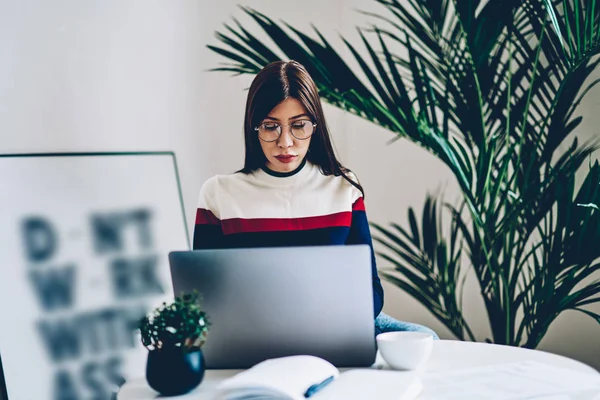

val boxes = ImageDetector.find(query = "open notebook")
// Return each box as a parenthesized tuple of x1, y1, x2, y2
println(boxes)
(212, 355, 423, 400)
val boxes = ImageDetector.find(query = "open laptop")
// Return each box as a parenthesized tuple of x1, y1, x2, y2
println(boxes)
(168, 244, 377, 369)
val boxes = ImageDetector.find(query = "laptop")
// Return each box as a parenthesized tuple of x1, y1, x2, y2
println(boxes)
(168, 244, 377, 369)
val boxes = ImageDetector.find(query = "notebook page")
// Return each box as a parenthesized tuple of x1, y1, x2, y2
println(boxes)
(422, 360, 600, 399)
(214, 355, 339, 400)
(311, 370, 423, 400)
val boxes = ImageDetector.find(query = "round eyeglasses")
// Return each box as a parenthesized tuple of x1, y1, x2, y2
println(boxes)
(254, 119, 317, 142)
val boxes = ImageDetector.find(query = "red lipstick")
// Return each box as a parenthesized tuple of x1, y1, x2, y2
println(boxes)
(275, 155, 297, 163)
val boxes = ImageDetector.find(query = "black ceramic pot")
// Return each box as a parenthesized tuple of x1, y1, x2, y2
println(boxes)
(146, 348, 206, 396)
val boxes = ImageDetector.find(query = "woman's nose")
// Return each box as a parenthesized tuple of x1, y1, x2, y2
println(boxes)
(277, 127, 294, 148)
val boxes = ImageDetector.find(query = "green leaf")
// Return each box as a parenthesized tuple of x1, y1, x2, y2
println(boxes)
(208, 0, 600, 348)
(576, 203, 600, 211)
(573, 308, 600, 323)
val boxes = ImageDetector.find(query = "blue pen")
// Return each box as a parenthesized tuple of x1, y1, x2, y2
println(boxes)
(304, 375, 335, 398)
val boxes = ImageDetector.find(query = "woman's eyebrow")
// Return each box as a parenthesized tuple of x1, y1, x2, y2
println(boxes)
(264, 113, 310, 121)
(290, 113, 310, 120)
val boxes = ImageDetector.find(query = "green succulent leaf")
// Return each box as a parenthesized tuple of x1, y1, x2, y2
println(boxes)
(138, 290, 211, 352)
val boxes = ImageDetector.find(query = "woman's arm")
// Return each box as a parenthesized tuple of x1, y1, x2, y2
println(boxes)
(192, 209, 223, 249)
(346, 196, 385, 318)
(192, 177, 224, 250)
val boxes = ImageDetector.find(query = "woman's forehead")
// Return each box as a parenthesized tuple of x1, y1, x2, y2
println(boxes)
(265, 98, 310, 121)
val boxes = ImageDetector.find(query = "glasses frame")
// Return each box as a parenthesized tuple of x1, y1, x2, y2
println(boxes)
(254, 119, 317, 142)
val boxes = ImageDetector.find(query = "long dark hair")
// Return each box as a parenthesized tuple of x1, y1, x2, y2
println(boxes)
(239, 60, 364, 197)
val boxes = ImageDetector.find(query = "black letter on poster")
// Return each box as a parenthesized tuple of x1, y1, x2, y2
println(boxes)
(91, 209, 153, 255)
(90, 213, 124, 254)
(82, 361, 106, 400)
(28, 265, 76, 311)
(37, 318, 80, 363)
(110, 256, 163, 299)
(106, 356, 125, 388)
(81, 357, 124, 400)
(22, 217, 58, 262)
(53, 370, 78, 400)
(130, 209, 153, 249)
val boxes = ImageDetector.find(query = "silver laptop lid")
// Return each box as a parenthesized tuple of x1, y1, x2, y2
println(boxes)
(168, 244, 376, 369)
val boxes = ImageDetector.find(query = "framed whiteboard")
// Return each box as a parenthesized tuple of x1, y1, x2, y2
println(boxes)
(0, 152, 190, 399)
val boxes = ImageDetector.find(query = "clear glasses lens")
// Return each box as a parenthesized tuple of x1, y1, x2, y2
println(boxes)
(257, 123, 280, 142)
(257, 119, 315, 142)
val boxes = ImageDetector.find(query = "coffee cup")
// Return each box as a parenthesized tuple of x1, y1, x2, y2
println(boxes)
(376, 331, 434, 371)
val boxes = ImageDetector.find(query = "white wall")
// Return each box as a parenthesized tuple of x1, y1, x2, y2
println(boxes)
(1, 0, 598, 371)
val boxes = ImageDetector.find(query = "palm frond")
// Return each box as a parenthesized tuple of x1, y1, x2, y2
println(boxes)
(208, 0, 600, 347)
(372, 194, 475, 341)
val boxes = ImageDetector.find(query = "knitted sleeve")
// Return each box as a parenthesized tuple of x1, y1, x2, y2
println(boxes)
(345, 172, 385, 317)
(192, 176, 224, 250)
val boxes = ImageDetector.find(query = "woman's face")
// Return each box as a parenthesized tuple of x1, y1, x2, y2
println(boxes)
(257, 98, 313, 173)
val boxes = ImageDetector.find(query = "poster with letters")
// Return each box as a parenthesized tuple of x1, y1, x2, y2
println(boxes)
(0, 152, 189, 399)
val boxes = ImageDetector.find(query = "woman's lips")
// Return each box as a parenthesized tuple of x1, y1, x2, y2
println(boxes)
(275, 155, 297, 163)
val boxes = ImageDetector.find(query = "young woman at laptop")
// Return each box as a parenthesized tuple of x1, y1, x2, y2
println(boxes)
(193, 60, 438, 339)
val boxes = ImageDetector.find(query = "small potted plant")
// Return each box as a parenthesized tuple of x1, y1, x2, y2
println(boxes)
(139, 291, 210, 396)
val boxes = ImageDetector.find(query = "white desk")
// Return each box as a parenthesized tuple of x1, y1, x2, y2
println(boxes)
(118, 340, 600, 399)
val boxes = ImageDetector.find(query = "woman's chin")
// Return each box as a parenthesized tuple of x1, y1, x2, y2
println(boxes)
(267, 158, 301, 172)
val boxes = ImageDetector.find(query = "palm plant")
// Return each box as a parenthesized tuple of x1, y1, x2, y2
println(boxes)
(207, 0, 600, 348)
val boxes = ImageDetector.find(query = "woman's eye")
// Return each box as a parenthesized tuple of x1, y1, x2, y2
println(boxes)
(263, 124, 278, 131)
(292, 121, 306, 128)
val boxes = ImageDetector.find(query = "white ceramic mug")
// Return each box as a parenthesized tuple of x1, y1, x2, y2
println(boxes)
(376, 331, 434, 371)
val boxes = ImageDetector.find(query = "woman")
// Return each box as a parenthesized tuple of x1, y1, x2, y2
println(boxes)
(193, 60, 438, 339)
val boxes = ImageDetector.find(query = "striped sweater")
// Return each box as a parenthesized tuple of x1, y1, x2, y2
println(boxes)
(192, 159, 384, 317)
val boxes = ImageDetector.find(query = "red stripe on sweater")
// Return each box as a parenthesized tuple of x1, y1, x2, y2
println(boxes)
(195, 208, 220, 225)
(352, 197, 365, 211)
(221, 212, 353, 235)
